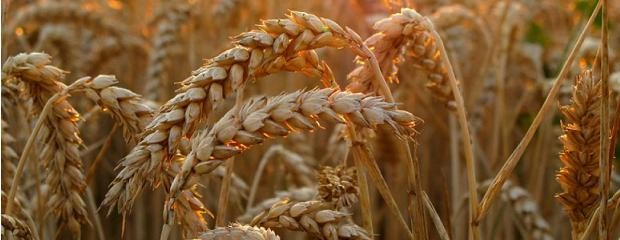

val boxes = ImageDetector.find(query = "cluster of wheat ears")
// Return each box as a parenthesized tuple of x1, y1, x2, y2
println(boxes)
(1, 0, 620, 239)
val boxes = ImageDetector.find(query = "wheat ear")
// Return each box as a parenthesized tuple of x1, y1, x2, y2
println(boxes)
(500, 182, 554, 240)
(347, 8, 455, 108)
(143, 3, 190, 101)
(2, 52, 88, 236)
(73, 75, 155, 144)
(1, 214, 34, 240)
(556, 70, 601, 237)
(317, 166, 359, 210)
(104, 10, 374, 215)
(240, 187, 318, 223)
(249, 199, 370, 240)
(199, 223, 280, 240)
(162, 88, 419, 237)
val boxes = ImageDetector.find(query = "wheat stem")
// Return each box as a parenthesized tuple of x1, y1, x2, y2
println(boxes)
(216, 157, 235, 227)
(347, 123, 375, 236)
(423, 191, 450, 240)
(355, 141, 414, 238)
(246, 146, 280, 210)
(476, 0, 602, 224)
(579, 189, 620, 240)
(5, 84, 70, 215)
(86, 124, 118, 184)
(425, 18, 479, 240)
(598, 0, 611, 237)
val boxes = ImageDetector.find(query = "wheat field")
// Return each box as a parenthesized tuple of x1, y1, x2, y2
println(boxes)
(1, 0, 619, 239)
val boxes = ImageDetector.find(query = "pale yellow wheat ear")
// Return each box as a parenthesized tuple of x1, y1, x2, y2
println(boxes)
(249, 199, 370, 240)
(500, 181, 554, 240)
(1, 53, 92, 236)
(199, 223, 280, 240)
(161, 88, 419, 238)
(556, 69, 601, 237)
(103, 10, 377, 216)
(347, 8, 455, 108)
(143, 2, 190, 102)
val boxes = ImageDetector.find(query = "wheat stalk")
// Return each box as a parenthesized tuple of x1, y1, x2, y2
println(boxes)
(104, 10, 376, 215)
(2, 52, 88, 236)
(199, 223, 280, 240)
(162, 88, 418, 237)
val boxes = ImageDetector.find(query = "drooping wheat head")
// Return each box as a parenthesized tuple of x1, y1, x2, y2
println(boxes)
(347, 8, 455, 108)
(163, 88, 419, 236)
(104, 10, 375, 215)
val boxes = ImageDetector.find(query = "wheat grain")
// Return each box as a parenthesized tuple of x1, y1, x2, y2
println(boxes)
(556, 70, 601, 237)
(199, 223, 280, 240)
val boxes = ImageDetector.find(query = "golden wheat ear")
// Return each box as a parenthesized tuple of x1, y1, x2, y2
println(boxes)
(556, 69, 601, 237)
